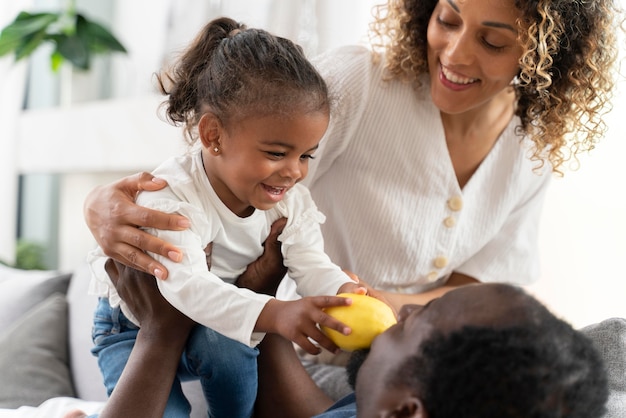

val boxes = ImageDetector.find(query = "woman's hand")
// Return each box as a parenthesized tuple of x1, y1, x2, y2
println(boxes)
(255, 295, 353, 355)
(366, 272, 480, 315)
(235, 217, 288, 296)
(84, 172, 190, 279)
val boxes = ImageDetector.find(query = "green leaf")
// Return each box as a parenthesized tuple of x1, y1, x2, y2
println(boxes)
(5, 11, 58, 36)
(56, 33, 89, 70)
(0, 34, 22, 56)
(0, 10, 126, 70)
(0, 12, 58, 56)
(77, 14, 126, 54)
(50, 50, 64, 72)
(13, 29, 48, 60)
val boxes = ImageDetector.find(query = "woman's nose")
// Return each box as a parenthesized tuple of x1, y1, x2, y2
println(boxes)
(444, 31, 474, 65)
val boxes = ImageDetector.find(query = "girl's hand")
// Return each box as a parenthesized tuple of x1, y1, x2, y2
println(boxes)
(340, 275, 398, 317)
(256, 296, 353, 355)
(337, 281, 367, 296)
(84, 172, 190, 280)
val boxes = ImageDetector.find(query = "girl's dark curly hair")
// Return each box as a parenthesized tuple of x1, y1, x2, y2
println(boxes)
(369, 0, 623, 173)
(156, 17, 329, 145)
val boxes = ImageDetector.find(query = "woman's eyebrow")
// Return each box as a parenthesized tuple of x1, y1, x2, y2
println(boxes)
(483, 21, 517, 33)
(446, 0, 460, 13)
(447, 0, 517, 34)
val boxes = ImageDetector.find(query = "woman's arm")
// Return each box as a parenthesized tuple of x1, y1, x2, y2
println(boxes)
(368, 272, 479, 313)
(83, 172, 190, 279)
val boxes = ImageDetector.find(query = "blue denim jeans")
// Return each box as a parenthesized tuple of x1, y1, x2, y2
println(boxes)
(91, 298, 258, 418)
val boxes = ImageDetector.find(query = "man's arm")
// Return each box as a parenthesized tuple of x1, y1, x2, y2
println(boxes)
(256, 333, 334, 418)
(98, 260, 194, 418)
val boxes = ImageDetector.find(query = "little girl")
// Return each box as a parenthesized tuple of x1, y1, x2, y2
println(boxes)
(87, 17, 364, 418)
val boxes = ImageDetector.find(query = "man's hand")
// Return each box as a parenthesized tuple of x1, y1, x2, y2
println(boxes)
(97, 260, 194, 418)
(235, 217, 288, 296)
(105, 259, 194, 336)
(84, 172, 190, 280)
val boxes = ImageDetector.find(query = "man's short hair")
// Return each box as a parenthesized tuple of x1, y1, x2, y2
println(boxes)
(392, 312, 609, 417)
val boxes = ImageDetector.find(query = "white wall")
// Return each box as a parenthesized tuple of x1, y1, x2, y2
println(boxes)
(528, 72, 626, 327)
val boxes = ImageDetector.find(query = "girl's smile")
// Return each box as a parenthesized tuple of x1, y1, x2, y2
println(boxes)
(200, 111, 329, 217)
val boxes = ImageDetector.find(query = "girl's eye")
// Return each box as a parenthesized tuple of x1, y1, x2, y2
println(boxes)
(300, 154, 316, 160)
(266, 151, 285, 158)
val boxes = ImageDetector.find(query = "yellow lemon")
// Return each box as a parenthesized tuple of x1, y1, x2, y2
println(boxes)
(321, 293, 397, 351)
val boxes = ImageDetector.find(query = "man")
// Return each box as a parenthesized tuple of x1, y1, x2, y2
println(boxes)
(69, 262, 608, 418)
(255, 283, 609, 418)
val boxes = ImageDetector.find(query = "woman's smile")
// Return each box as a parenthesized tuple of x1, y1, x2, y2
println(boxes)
(439, 63, 479, 91)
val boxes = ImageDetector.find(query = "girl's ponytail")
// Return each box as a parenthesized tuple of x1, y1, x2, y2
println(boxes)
(157, 17, 328, 146)
(157, 18, 246, 142)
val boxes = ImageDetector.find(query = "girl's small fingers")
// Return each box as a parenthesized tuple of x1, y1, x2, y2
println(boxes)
(354, 286, 368, 295)
(317, 312, 351, 336)
(295, 335, 322, 355)
(315, 295, 353, 308)
(309, 328, 341, 354)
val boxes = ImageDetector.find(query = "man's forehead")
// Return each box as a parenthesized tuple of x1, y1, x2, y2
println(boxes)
(425, 283, 534, 327)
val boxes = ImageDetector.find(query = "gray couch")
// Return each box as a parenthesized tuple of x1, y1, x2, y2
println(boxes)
(0, 263, 207, 417)
(0, 262, 624, 416)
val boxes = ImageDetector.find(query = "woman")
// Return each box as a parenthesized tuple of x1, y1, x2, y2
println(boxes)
(83, 0, 622, 402)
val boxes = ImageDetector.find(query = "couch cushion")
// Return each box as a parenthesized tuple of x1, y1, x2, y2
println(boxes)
(0, 293, 76, 408)
(0, 264, 71, 331)
(67, 262, 107, 401)
(581, 317, 626, 418)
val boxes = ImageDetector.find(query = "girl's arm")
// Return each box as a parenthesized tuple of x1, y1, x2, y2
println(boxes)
(254, 296, 353, 355)
(83, 172, 189, 279)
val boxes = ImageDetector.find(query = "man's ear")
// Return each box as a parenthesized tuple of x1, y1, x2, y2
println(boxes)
(198, 113, 222, 150)
(387, 396, 427, 418)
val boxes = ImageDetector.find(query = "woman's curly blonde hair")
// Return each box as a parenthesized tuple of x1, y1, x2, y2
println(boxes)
(369, 0, 623, 173)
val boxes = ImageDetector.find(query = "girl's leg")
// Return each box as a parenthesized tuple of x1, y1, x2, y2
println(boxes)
(183, 325, 259, 418)
(91, 298, 139, 396)
(91, 298, 191, 418)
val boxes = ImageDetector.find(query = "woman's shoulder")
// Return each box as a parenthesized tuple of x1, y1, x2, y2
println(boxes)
(312, 45, 378, 81)
(313, 44, 374, 63)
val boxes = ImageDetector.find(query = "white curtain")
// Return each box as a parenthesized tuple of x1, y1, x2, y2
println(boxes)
(107, 0, 380, 100)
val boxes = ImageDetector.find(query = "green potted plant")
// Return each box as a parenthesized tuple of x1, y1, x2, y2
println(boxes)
(0, 2, 127, 271)
(0, 0, 127, 72)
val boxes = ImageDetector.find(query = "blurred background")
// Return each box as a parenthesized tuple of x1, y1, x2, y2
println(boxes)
(1, 0, 624, 328)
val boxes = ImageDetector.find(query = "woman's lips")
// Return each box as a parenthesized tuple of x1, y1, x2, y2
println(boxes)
(439, 64, 479, 91)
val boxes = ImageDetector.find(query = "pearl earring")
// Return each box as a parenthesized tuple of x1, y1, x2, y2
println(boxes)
(214, 147, 219, 153)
